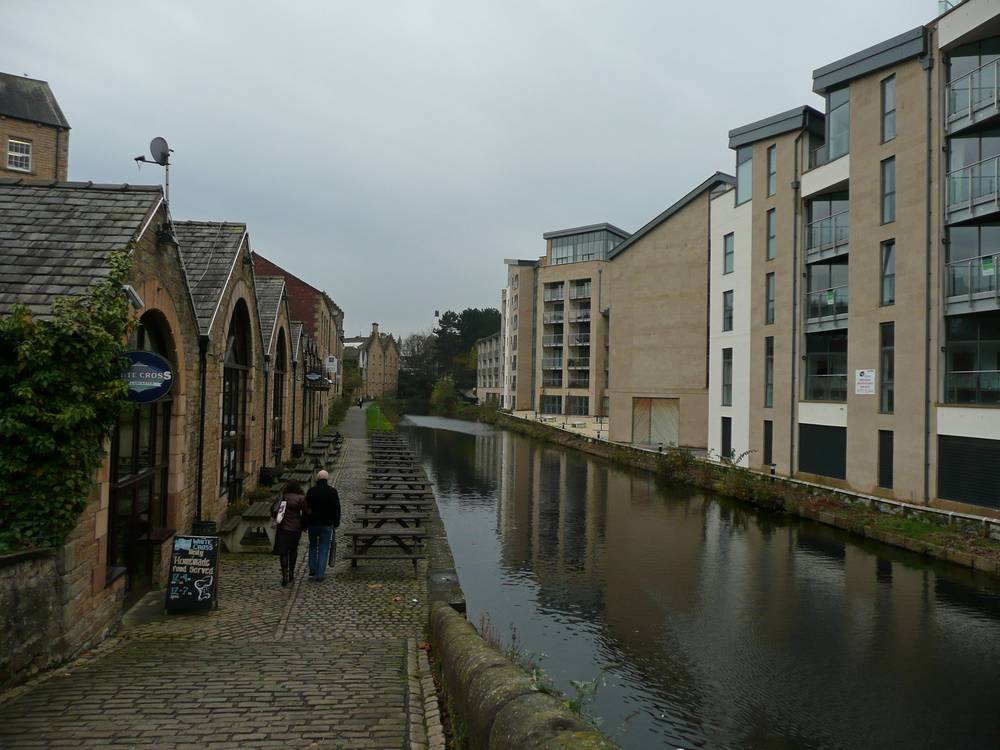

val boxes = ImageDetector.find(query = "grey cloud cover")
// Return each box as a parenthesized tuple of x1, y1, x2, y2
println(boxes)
(3, 0, 930, 336)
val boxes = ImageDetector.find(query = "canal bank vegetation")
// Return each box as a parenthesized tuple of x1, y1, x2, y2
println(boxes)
(492, 413, 1000, 578)
(365, 401, 396, 432)
(326, 394, 352, 429)
(0, 250, 134, 554)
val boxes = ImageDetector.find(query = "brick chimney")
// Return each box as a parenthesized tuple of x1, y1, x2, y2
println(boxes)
(371, 322, 379, 336)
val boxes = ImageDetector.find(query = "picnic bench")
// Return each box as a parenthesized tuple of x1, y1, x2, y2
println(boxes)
(366, 480, 432, 491)
(343, 528, 427, 569)
(361, 498, 433, 514)
(219, 499, 276, 553)
(354, 511, 429, 529)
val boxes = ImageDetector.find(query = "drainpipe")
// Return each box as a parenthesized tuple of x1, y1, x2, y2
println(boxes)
(195, 334, 209, 521)
(923, 35, 936, 505)
(291, 360, 297, 448)
(262, 354, 270, 467)
(790, 131, 804, 474)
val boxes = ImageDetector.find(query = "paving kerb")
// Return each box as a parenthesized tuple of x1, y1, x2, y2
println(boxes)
(0, 406, 445, 749)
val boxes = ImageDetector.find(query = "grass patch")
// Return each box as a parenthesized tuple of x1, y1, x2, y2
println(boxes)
(366, 403, 394, 432)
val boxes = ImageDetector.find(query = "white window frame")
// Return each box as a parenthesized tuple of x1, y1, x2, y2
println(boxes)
(7, 138, 32, 173)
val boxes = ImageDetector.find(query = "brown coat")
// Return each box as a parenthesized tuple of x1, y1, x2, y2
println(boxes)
(277, 493, 307, 534)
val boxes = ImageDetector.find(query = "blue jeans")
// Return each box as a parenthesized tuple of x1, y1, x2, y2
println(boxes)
(308, 525, 335, 579)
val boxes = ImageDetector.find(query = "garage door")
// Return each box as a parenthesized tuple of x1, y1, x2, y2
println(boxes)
(632, 398, 651, 443)
(632, 397, 679, 445)
(938, 435, 1000, 509)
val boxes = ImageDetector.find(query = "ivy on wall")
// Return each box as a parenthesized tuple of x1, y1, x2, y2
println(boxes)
(0, 251, 134, 553)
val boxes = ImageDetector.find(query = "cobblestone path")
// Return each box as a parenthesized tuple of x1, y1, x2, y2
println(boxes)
(0, 408, 444, 750)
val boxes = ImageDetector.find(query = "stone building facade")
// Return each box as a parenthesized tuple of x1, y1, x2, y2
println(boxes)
(358, 322, 400, 399)
(0, 72, 70, 182)
(476, 331, 503, 404)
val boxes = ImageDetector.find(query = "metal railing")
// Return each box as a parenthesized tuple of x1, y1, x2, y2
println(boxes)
(570, 285, 592, 299)
(806, 284, 849, 321)
(947, 58, 1000, 123)
(568, 378, 590, 388)
(542, 376, 563, 387)
(567, 357, 590, 369)
(568, 334, 591, 346)
(804, 373, 848, 402)
(946, 253, 1000, 299)
(945, 369, 1000, 405)
(806, 210, 849, 252)
(568, 311, 591, 322)
(947, 156, 1000, 209)
(542, 334, 564, 346)
(543, 288, 564, 301)
(808, 138, 848, 170)
(543, 313, 564, 324)
(541, 358, 563, 369)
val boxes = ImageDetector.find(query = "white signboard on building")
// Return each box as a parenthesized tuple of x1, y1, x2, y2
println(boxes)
(855, 369, 876, 395)
(325, 355, 338, 375)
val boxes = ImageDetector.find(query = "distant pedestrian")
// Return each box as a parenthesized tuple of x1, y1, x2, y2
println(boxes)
(271, 480, 307, 587)
(305, 469, 341, 581)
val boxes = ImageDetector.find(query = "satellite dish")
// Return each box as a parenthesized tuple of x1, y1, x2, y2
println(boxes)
(150, 137, 170, 166)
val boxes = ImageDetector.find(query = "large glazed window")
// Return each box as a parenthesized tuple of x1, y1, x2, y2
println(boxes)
(945, 223, 1000, 297)
(948, 38, 1000, 117)
(272, 329, 286, 463)
(109, 311, 174, 599)
(826, 87, 850, 161)
(806, 191, 849, 253)
(804, 331, 848, 402)
(880, 322, 894, 414)
(735, 147, 752, 205)
(550, 230, 625, 265)
(945, 312, 1000, 405)
(221, 299, 252, 499)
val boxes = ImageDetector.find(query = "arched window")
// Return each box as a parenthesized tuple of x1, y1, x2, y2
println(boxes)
(272, 329, 286, 463)
(221, 300, 251, 500)
(109, 311, 174, 600)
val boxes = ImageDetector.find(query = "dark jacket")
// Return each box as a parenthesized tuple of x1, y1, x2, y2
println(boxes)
(305, 480, 341, 527)
(276, 493, 307, 534)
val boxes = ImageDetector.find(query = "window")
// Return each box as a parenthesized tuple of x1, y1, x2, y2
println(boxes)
(722, 290, 734, 331)
(806, 191, 850, 253)
(805, 331, 848, 401)
(567, 396, 589, 416)
(550, 230, 625, 265)
(764, 337, 774, 408)
(721, 417, 733, 459)
(723, 233, 735, 274)
(880, 323, 894, 413)
(766, 209, 776, 260)
(767, 145, 777, 196)
(827, 86, 850, 161)
(944, 312, 1000, 404)
(271, 330, 287, 463)
(736, 146, 752, 205)
(945, 224, 1000, 297)
(721, 348, 733, 406)
(221, 300, 251, 498)
(880, 240, 895, 305)
(540, 395, 562, 414)
(878, 430, 894, 489)
(881, 157, 895, 224)
(881, 75, 896, 142)
(765, 273, 775, 325)
(763, 420, 774, 466)
(7, 138, 31, 172)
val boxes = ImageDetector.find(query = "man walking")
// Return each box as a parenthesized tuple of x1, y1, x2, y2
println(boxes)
(305, 469, 341, 582)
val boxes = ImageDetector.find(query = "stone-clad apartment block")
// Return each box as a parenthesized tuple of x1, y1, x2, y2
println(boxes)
(494, 0, 1000, 520)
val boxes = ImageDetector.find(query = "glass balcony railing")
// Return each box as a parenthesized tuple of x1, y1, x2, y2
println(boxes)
(808, 138, 848, 170)
(542, 358, 563, 369)
(947, 254, 999, 298)
(543, 288, 564, 302)
(806, 285, 849, 321)
(542, 376, 563, 387)
(543, 313, 564, 324)
(945, 370, 1000, 404)
(806, 210, 849, 253)
(568, 311, 591, 322)
(804, 374, 848, 402)
(570, 286, 592, 299)
(947, 59, 1000, 124)
(567, 357, 590, 369)
(948, 157, 999, 209)
(542, 334, 564, 346)
(568, 377, 590, 388)
(568, 333, 591, 346)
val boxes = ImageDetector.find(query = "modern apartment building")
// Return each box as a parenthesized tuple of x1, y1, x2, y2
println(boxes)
(535, 224, 628, 417)
(607, 177, 732, 448)
(475, 331, 503, 404)
(501, 259, 538, 411)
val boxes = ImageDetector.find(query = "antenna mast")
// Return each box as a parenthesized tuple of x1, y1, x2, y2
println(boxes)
(135, 137, 173, 203)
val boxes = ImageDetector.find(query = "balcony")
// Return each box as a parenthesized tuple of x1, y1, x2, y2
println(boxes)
(567, 357, 590, 369)
(569, 285, 592, 300)
(543, 312, 564, 324)
(543, 288, 564, 302)
(568, 333, 591, 346)
(805, 211, 849, 262)
(567, 377, 590, 388)
(568, 311, 591, 323)
(801, 153, 851, 199)
(946, 157, 1000, 224)
(946, 254, 1000, 314)
(542, 376, 563, 387)
(805, 285, 849, 332)
(804, 373, 848, 402)
(945, 370, 1000, 405)
(947, 59, 1000, 134)
(542, 334, 564, 347)
(541, 358, 563, 370)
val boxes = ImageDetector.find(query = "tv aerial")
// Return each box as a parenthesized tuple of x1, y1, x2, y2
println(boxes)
(135, 137, 173, 202)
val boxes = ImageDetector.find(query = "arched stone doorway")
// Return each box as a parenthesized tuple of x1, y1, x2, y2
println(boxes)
(108, 310, 175, 601)
(221, 299, 251, 501)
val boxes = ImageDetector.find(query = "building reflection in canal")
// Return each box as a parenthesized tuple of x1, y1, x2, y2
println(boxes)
(402, 417, 1000, 750)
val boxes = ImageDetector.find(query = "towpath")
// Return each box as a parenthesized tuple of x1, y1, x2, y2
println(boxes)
(0, 406, 444, 749)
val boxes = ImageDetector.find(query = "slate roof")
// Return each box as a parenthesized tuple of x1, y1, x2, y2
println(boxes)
(290, 321, 304, 361)
(174, 221, 247, 335)
(0, 180, 163, 317)
(255, 275, 285, 354)
(0, 73, 70, 129)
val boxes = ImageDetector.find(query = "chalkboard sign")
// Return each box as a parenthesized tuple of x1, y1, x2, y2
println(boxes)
(165, 535, 219, 612)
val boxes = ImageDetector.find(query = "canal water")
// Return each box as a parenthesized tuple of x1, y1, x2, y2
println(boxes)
(400, 416, 1000, 750)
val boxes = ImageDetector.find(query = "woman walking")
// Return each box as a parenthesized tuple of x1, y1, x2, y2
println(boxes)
(272, 480, 307, 587)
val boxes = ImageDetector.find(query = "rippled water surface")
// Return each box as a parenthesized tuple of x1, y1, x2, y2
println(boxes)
(400, 416, 1000, 750)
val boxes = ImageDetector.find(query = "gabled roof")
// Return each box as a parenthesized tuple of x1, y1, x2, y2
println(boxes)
(813, 26, 927, 95)
(728, 106, 824, 149)
(290, 321, 304, 362)
(175, 221, 248, 335)
(607, 172, 735, 261)
(255, 275, 286, 355)
(0, 73, 70, 129)
(542, 223, 630, 241)
(0, 180, 163, 317)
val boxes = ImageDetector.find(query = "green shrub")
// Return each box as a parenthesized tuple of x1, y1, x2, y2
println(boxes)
(0, 251, 134, 553)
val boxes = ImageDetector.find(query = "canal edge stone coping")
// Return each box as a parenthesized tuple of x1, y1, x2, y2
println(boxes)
(429, 600, 618, 749)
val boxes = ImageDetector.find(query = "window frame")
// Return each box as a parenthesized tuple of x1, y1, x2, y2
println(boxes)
(722, 290, 734, 332)
(881, 75, 896, 143)
(766, 209, 776, 260)
(879, 322, 895, 414)
(880, 240, 896, 306)
(723, 233, 735, 274)
(736, 146, 753, 206)
(721, 348, 733, 407)
(766, 145, 777, 196)
(764, 336, 774, 408)
(6, 137, 32, 173)
(881, 157, 896, 224)
(765, 272, 775, 326)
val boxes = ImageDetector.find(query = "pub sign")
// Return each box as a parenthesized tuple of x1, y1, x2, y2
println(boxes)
(124, 350, 174, 403)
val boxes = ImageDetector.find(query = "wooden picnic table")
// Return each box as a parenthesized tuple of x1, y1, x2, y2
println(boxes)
(365, 487, 433, 500)
(366, 480, 432, 491)
(354, 512, 429, 529)
(362, 498, 433, 514)
(343, 528, 426, 569)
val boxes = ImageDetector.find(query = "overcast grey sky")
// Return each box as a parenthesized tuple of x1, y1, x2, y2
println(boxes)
(5, 0, 932, 337)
